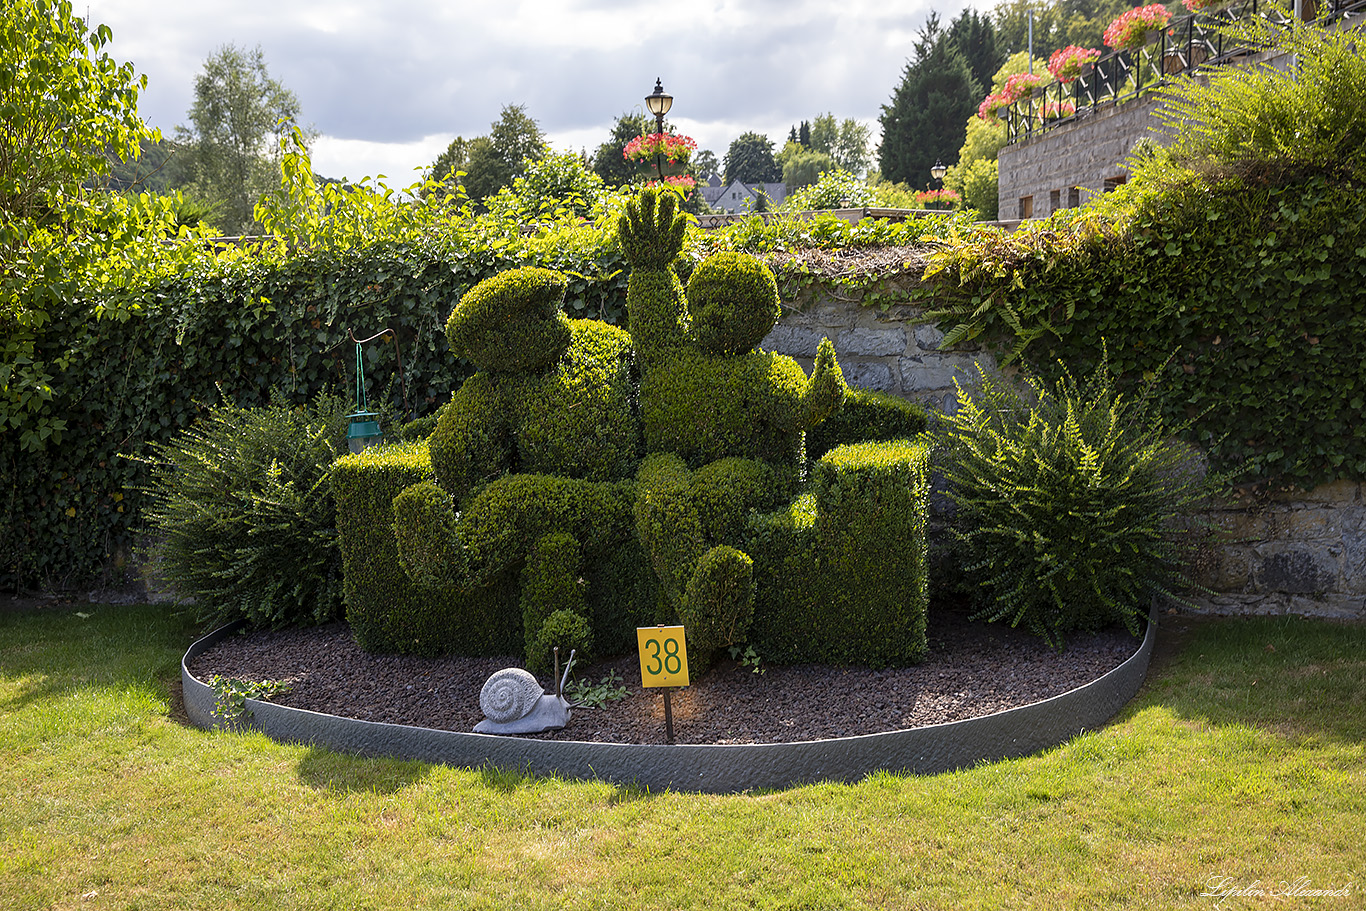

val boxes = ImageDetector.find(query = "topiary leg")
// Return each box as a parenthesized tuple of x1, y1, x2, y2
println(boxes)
(520, 532, 590, 674)
(392, 480, 467, 586)
(679, 544, 755, 667)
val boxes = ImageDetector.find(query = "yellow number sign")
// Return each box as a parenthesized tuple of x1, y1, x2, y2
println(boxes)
(636, 626, 689, 688)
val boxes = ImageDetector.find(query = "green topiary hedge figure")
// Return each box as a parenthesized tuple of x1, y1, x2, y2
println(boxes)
(619, 188, 927, 667)
(335, 187, 931, 672)
(339, 266, 648, 660)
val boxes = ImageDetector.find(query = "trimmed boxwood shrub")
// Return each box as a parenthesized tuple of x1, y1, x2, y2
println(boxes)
(333, 442, 521, 656)
(806, 386, 929, 461)
(686, 252, 781, 355)
(745, 439, 931, 667)
(445, 267, 573, 373)
(428, 319, 641, 504)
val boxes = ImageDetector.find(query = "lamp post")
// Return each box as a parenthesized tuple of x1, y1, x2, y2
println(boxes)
(644, 78, 673, 182)
(930, 159, 948, 189)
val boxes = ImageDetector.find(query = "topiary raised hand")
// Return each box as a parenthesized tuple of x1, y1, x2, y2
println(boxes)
(618, 187, 687, 271)
(619, 188, 690, 371)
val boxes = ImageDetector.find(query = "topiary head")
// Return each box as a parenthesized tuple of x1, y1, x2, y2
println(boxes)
(685, 252, 781, 355)
(445, 268, 571, 372)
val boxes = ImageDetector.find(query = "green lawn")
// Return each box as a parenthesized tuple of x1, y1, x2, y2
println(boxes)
(2, 603, 1362, 910)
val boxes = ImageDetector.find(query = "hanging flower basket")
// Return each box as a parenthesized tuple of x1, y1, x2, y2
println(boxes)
(1104, 4, 1172, 51)
(977, 91, 1010, 122)
(623, 133, 696, 167)
(633, 158, 690, 179)
(1047, 45, 1102, 83)
(1002, 72, 1045, 101)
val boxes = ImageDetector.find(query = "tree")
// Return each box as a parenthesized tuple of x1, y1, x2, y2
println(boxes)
(2, 0, 154, 450)
(879, 15, 979, 189)
(591, 111, 650, 187)
(423, 136, 469, 199)
(805, 113, 872, 175)
(941, 51, 1048, 219)
(693, 149, 720, 181)
(176, 44, 305, 235)
(723, 132, 781, 184)
(782, 148, 838, 190)
(948, 8, 1005, 97)
(993, 0, 1130, 56)
(460, 104, 547, 206)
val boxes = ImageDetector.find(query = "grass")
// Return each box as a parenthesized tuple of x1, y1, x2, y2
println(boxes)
(1, 604, 1363, 910)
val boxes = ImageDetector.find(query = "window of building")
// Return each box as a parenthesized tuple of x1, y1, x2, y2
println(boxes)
(1049, 189, 1061, 213)
(1103, 175, 1127, 193)
(1069, 186, 1082, 208)
(1018, 195, 1034, 219)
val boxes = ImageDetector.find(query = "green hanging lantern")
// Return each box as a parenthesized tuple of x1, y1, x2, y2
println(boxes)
(347, 340, 382, 454)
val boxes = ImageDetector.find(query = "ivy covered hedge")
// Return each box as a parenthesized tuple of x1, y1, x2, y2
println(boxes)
(0, 234, 631, 590)
(925, 176, 1366, 494)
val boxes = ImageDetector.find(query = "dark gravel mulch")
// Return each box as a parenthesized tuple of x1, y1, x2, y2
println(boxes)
(187, 610, 1142, 746)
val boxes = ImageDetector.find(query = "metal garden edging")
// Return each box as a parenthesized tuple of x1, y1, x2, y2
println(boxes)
(182, 611, 1157, 794)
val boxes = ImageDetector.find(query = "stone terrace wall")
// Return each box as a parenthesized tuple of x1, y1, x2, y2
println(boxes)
(761, 299, 997, 417)
(767, 292, 1364, 621)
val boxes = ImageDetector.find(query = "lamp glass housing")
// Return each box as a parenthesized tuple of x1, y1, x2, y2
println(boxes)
(645, 79, 673, 118)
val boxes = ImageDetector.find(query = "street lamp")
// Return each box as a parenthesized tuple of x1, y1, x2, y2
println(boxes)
(930, 159, 948, 187)
(644, 78, 673, 181)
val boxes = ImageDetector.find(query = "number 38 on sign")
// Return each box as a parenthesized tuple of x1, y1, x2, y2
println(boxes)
(636, 626, 689, 688)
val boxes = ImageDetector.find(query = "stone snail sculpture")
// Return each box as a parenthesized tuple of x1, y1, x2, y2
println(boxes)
(474, 648, 579, 735)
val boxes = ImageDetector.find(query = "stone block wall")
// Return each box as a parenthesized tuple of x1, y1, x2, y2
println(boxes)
(768, 291, 1363, 620)
(1190, 481, 1365, 619)
(996, 94, 1171, 220)
(761, 298, 996, 417)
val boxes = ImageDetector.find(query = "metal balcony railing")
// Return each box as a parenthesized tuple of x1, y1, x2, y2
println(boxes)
(1002, 0, 1366, 144)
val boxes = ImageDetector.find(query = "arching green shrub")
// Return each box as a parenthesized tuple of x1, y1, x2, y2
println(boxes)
(940, 359, 1208, 648)
(141, 395, 351, 629)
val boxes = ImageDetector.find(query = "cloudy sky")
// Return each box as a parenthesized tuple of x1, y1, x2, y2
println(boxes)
(84, 0, 978, 184)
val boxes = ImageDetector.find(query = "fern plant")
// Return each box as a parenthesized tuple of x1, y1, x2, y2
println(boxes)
(940, 353, 1209, 648)
(140, 395, 351, 629)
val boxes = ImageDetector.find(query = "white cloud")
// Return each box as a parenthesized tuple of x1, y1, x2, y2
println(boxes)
(87, 0, 974, 179)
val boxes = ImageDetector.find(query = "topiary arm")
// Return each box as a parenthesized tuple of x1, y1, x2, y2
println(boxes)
(618, 188, 690, 369)
(618, 188, 687, 271)
(800, 337, 847, 430)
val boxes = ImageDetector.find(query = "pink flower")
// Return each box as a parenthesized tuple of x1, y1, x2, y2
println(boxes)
(1043, 100, 1077, 120)
(977, 92, 1010, 121)
(1002, 72, 1045, 102)
(644, 174, 696, 197)
(1047, 45, 1102, 82)
(623, 132, 697, 163)
(914, 188, 961, 210)
(1103, 4, 1172, 50)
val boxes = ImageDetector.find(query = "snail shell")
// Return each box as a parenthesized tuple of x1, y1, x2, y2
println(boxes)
(479, 668, 545, 723)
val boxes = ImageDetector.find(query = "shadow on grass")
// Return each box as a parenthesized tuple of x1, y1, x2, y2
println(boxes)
(0, 602, 202, 715)
(1132, 612, 1366, 743)
(295, 744, 434, 793)
(470, 762, 659, 801)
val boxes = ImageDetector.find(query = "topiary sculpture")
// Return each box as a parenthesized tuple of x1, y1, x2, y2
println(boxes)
(621, 188, 865, 666)
(345, 266, 646, 671)
(334, 188, 930, 678)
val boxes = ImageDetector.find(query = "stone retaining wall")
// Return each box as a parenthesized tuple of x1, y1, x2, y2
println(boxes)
(761, 299, 996, 417)
(768, 293, 1364, 621)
